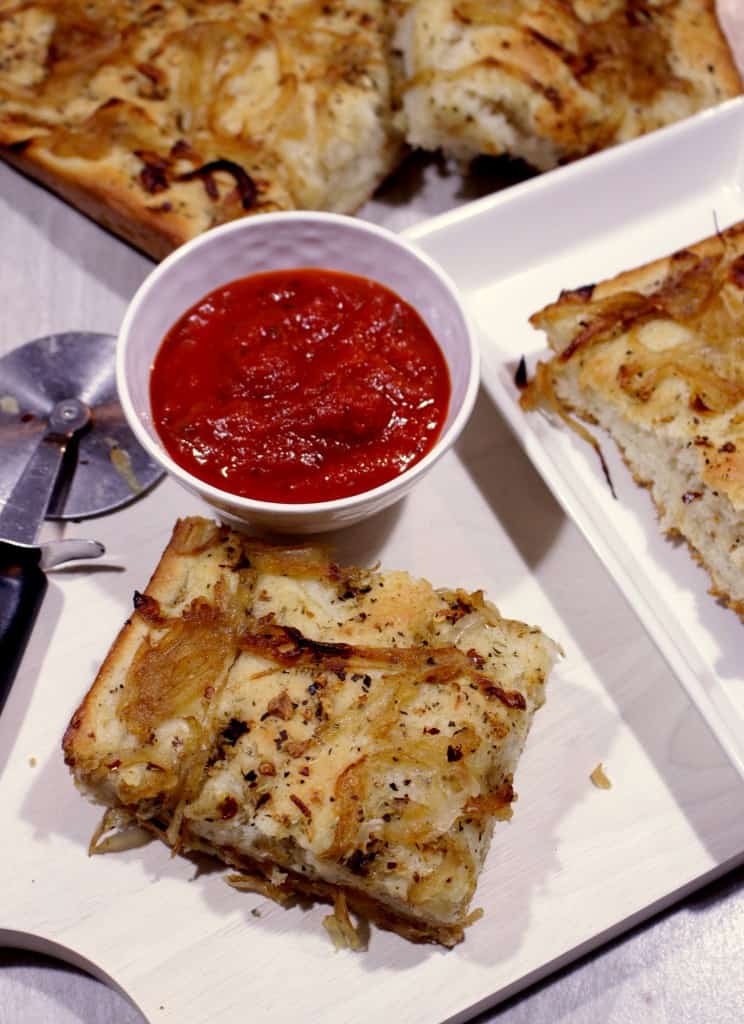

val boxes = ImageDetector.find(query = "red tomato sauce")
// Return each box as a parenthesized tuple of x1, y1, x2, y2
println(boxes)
(150, 268, 451, 503)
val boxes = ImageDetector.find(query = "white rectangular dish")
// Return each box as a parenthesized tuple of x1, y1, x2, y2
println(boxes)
(3, 101, 744, 1024)
(407, 95, 744, 781)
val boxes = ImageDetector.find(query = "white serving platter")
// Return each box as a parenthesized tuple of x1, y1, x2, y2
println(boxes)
(3, 102, 744, 1024)
(408, 95, 744, 780)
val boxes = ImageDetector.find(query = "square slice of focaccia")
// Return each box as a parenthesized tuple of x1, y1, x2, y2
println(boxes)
(63, 517, 559, 947)
(523, 220, 744, 620)
(392, 0, 742, 170)
(0, 0, 402, 259)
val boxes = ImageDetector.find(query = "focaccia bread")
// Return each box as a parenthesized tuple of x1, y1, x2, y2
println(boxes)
(392, 0, 742, 170)
(1, 1, 741, 257)
(0, 0, 402, 259)
(523, 220, 744, 619)
(63, 517, 559, 947)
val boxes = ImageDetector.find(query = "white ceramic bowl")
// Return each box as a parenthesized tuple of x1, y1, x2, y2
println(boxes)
(117, 212, 479, 533)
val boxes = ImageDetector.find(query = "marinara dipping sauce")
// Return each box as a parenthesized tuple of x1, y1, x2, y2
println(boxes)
(150, 268, 451, 503)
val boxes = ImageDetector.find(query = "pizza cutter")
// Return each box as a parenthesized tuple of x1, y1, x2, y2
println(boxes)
(0, 331, 163, 710)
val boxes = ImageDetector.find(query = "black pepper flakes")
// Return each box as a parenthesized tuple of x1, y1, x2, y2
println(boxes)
(220, 718, 250, 746)
(346, 848, 377, 876)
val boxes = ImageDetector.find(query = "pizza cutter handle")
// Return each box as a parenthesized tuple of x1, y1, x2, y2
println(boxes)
(0, 541, 47, 712)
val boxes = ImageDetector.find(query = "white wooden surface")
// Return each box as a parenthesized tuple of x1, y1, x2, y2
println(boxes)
(2, 157, 744, 1023)
(3, 6, 744, 1017)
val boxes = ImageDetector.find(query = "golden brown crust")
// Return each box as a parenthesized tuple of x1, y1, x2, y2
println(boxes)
(195, 831, 471, 946)
(533, 221, 744, 315)
(525, 219, 744, 620)
(394, 0, 742, 169)
(0, 1, 401, 258)
(64, 517, 559, 945)
(63, 518, 210, 766)
(2, 1, 740, 251)
(2, 143, 187, 259)
(669, 0, 743, 98)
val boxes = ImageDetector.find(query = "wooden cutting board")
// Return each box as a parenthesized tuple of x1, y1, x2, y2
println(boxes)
(3, 453, 744, 1024)
(3, 9, 744, 1015)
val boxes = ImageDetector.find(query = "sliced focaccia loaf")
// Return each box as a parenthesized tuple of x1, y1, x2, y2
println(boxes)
(392, 0, 741, 170)
(0, 0, 402, 258)
(524, 220, 744, 619)
(63, 517, 559, 946)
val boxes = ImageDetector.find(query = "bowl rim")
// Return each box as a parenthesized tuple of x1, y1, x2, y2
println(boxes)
(116, 210, 480, 515)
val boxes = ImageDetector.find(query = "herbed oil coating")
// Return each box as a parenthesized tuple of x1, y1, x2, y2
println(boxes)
(63, 517, 559, 946)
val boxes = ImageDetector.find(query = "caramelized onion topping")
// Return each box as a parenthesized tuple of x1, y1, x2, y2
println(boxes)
(177, 159, 258, 210)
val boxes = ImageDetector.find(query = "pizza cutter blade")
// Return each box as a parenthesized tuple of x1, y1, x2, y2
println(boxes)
(0, 331, 164, 710)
